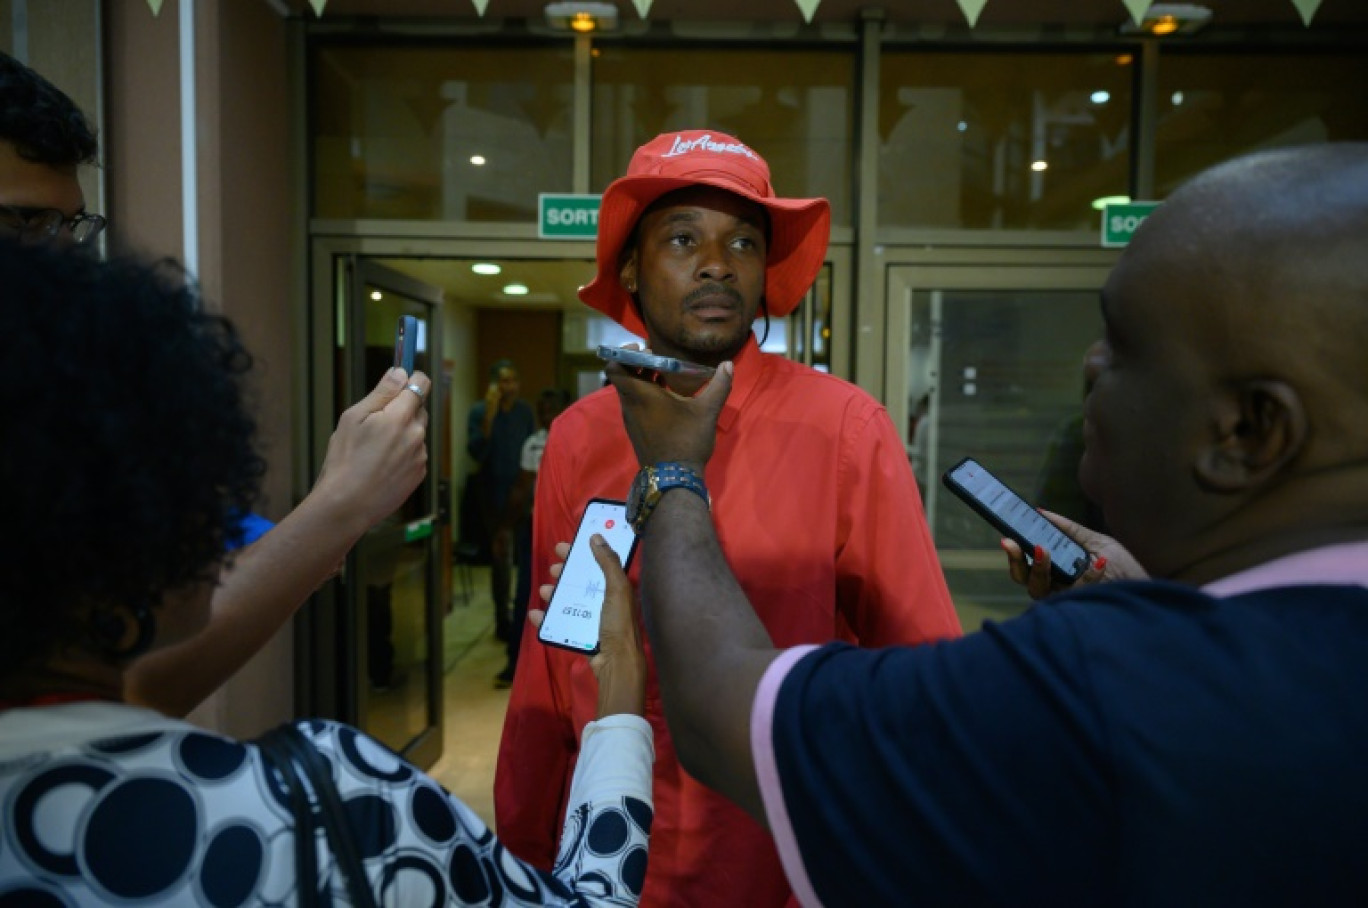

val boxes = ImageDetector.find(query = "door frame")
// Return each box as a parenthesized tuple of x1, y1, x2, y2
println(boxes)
(879, 247, 1118, 538)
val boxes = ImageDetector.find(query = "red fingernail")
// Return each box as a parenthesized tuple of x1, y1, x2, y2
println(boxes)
(1093, 556, 1108, 571)
(1033, 545, 1045, 560)
(999, 539, 1010, 552)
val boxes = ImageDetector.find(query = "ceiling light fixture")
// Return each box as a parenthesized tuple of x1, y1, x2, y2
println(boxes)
(470, 155, 487, 166)
(1120, 3, 1212, 37)
(545, 2, 618, 33)
(471, 263, 502, 276)
(503, 283, 530, 296)
(1031, 160, 1049, 172)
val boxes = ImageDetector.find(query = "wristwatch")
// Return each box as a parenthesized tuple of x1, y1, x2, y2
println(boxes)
(627, 462, 709, 534)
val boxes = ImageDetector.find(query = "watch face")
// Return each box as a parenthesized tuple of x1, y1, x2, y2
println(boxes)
(627, 467, 652, 528)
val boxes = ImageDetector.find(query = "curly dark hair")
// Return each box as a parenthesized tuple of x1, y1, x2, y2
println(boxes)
(0, 51, 99, 166)
(0, 241, 265, 678)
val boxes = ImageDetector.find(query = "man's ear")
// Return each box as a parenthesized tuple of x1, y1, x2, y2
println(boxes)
(619, 253, 639, 295)
(1196, 380, 1307, 492)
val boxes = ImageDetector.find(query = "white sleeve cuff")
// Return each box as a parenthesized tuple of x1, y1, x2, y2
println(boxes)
(566, 714, 655, 812)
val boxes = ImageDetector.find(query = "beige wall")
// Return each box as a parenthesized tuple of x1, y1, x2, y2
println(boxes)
(105, 0, 296, 738)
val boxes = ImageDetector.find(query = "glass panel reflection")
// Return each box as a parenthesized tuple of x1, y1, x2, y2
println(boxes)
(353, 284, 435, 752)
(1154, 50, 1368, 195)
(591, 46, 855, 224)
(908, 287, 1102, 629)
(880, 51, 1133, 230)
(312, 44, 575, 220)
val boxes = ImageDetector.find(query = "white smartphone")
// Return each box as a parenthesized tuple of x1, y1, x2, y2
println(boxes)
(597, 344, 716, 378)
(537, 498, 639, 655)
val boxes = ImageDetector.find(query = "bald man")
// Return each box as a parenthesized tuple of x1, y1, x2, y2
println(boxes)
(592, 143, 1368, 905)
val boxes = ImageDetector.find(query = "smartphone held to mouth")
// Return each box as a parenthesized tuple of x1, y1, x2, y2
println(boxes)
(597, 345, 716, 379)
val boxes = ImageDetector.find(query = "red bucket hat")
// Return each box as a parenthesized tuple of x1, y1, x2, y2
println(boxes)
(578, 130, 831, 338)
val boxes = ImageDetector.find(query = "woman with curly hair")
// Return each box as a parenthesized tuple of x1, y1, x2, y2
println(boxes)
(0, 241, 652, 906)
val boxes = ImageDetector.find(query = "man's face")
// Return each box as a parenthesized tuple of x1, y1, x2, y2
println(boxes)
(0, 139, 86, 247)
(622, 186, 768, 364)
(1078, 232, 1215, 576)
(495, 367, 520, 402)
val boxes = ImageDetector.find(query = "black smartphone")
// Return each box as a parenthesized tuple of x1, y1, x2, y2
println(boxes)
(537, 498, 639, 655)
(942, 456, 1090, 583)
(597, 344, 716, 378)
(393, 315, 418, 374)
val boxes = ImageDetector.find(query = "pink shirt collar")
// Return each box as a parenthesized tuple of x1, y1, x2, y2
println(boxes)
(1201, 540, 1368, 598)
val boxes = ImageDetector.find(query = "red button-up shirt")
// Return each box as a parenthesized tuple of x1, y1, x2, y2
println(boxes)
(496, 337, 961, 907)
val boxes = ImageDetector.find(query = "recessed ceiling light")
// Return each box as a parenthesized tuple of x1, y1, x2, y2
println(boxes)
(1031, 160, 1048, 172)
(503, 283, 529, 296)
(1120, 3, 1212, 37)
(370, 290, 382, 300)
(545, 2, 618, 33)
(1171, 91, 1185, 106)
(470, 155, 486, 166)
(1090, 90, 1111, 105)
(957, 121, 968, 132)
(471, 263, 502, 276)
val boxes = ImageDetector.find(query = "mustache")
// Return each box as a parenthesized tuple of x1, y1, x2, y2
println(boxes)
(684, 283, 743, 307)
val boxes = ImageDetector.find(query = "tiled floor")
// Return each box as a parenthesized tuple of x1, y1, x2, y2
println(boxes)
(427, 565, 514, 829)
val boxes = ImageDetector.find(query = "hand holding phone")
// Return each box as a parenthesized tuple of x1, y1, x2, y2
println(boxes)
(537, 498, 639, 655)
(393, 315, 418, 374)
(942, 457, 1091, 584)
(598, 345, 716, 379)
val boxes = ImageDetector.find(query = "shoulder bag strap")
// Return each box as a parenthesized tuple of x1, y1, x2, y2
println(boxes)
(255, 727, 319, 908)
(275, 723, 381, 908)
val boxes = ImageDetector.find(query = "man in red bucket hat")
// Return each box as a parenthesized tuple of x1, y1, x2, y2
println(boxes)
(495, 129, 962, 906)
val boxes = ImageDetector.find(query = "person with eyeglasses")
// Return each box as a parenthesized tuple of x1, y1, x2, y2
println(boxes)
(0, 54, 105, 248)
(0, 203, 106, 246)
(0, 51, 437, 721)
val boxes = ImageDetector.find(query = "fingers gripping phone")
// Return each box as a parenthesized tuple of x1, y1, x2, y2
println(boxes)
(942, 457, 1091, 583)
(393, 315, 418, 374)
(537, 498, 639, 655)
(597, 345, 716, 379)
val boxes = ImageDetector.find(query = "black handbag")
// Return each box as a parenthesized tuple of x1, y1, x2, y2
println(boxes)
(255, 723, 380, 908)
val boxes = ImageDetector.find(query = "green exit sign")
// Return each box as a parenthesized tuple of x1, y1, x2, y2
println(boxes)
(1101, 201, 1160, 248)
(539, 193, 601, 239)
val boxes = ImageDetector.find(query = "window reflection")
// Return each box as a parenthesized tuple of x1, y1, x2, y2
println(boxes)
(590, 46, 855, 224)
(1154, 51, 1368, 195)
(312, 44, 575, 220)
(879, 51, 1133, 230)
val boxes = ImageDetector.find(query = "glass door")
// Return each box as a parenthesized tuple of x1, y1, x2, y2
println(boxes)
(884, 257, 1113, 631)
(343, 258, 445, 767)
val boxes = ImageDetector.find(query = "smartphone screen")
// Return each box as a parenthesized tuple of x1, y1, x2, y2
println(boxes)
(537, 498, 638, 655)
(393, 315, 418, 374)
(943, 457, 1090, 582)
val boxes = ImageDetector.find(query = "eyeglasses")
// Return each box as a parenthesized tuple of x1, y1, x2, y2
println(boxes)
(0, 205, 107, 245)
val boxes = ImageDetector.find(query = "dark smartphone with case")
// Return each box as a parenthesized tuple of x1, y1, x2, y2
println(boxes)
(537, 498, 639, 655)
(393, 315, 418, 374)
(942, 456, 1090, 583)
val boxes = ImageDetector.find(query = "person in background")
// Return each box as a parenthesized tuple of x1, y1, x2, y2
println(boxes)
(0, 50, 427, 717)
(496, 129, 961, 907)
(597, 142, 1368, 905)
(1032, 339, 1110, 531)
(467, 358, 537, 642)
(494, 387, 574, 689)
(0, 240, 653, 906)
